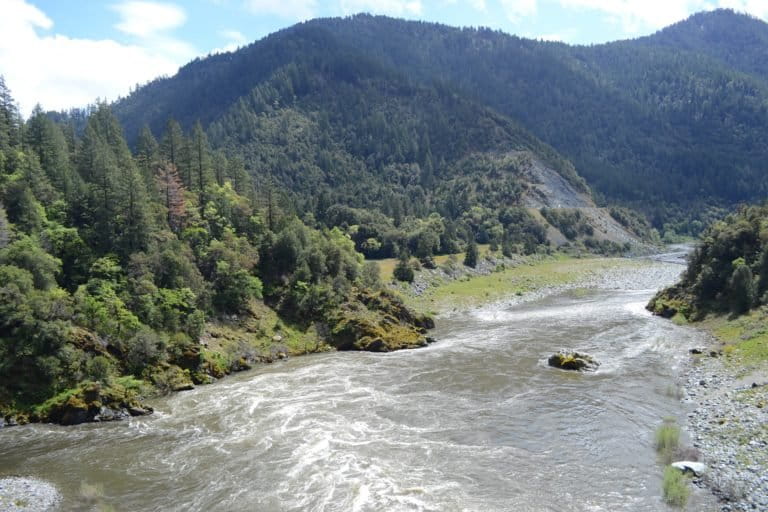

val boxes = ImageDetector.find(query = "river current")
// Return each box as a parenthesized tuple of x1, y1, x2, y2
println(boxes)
(0, 251, 719, 511)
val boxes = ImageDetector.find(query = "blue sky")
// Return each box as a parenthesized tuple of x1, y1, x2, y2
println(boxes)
(1, 0, 767, 115)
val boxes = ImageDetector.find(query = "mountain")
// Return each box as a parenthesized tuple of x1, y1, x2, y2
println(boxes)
(640, 9, 768, 80)
(113, 9, 768, 237)
(110, 25, 648, 258)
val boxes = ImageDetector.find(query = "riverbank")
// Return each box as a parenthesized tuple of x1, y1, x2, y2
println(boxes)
(387, 251, 656, 315)
(680, 310, 768, 511)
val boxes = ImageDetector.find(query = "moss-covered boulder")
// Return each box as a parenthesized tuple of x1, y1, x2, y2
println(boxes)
(328, 289, 435, 352)
(148, 363, 196, 391)
(36, 380, 153, 426)
(548, 351, 600, 371)
(647, 284, 695, 320)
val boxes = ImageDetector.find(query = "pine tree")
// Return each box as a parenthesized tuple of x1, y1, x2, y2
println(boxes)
(0, 75, 20, 150)
(191, 121, 212, 209)
(160, 119, 185, 183)
(77, 104, 152, 255)
(226, 155, 251, 196)
(212, 150, 227, 187)
(0, 203, 10, 248)
(118, 155, 152, 255)
(25, 106, 78, 199)
(464, 237, 478, 268)
(135, 124, 159, 191)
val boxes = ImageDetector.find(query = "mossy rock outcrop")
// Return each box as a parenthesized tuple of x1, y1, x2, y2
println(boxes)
(148, 363, 196, 391)
(35, 381, 152, 426)
(548, 351, 600, 371)
(647, 285, 695, 320)
(328, 289, 435, 352)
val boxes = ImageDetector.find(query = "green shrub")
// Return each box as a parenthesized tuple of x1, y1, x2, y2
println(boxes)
(393, 255, 414, 283)
(662, 465, 690, 507)
(655, 419, 681, 464)
(85, 355, 114, 382)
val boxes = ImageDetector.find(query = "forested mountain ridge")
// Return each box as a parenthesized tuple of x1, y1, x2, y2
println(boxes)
(110, 30, 643, 261)
(112, 8, 768, 236)
(639, 9, 768, 81)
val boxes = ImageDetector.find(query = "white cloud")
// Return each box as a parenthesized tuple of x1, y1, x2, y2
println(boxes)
(243, 0, 317, 19)
(0, 0, 195, 116)
(220, 29, 248, 42)
(441, 0, 487, 9)
(558, 0, 691, 32)
(112, 1, 187, 37)
(716, 0, 768, 19)
(209, 29, 249, 54)
(500, 0, 537, 22)
(340, 0, 424, 16)
(557, 0, 768, 34)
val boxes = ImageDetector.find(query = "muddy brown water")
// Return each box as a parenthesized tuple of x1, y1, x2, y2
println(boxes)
(0, 251, 718, 511)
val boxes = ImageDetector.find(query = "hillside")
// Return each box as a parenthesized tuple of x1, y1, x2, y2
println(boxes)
(640, 9, 768, 80)
(0, 81, 441, 425)
(108, 32, 647, 259)
(112, 9, 768, 237)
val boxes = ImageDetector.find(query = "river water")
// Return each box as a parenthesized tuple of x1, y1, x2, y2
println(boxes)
(1, 252, 719, 511)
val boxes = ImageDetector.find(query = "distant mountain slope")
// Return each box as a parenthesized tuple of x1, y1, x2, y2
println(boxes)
(640, 9, 768, 80)
(297, 11, 768, 211)
(112, 9, 768, 234)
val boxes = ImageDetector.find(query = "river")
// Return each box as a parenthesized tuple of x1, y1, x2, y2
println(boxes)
(0, 252, 719, 511)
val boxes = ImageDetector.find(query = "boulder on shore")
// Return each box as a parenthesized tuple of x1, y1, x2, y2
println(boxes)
(548, 351, 600, 371)
(671, 461, 707, 477)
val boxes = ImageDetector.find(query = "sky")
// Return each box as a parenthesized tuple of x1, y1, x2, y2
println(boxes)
(1, 0, 767, 116)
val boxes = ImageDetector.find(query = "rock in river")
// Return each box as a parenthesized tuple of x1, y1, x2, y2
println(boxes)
(548, 351, 600, 372)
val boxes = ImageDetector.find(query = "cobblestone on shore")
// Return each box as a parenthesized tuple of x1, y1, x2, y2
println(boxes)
(683, 351, 768, 511)
(0, 477, 61, 511)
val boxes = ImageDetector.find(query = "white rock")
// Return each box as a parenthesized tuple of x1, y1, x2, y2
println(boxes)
(671, 461, 708, 476)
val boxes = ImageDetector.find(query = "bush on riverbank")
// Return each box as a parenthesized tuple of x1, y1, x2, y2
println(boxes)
(655, 419, 681, 464)
(663, 465, 691, 507)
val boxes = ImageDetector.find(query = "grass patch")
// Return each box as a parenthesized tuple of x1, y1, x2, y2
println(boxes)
(655, 419, 681, 464)
(662, 465, 691, 507)
(399, 254, 645, 313)
(700, 307, 768, 371)
(371, 245, 493, 282)
(111, 375, 152, 395)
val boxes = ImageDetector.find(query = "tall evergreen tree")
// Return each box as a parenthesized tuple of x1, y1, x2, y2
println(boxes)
(77, 104, 152, 255)
(0, 203, 10, 248)
(135, 124, 159, 191)
(0, 75, 20, 150)
(190, 121, 212, 209)
(25, 105, 78, 199)
(464, 237, 478, 268)
(160, 119, 185, 183)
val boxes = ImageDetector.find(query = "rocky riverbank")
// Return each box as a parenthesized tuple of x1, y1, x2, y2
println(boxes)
(682, 342, 768, 511)
(0, 477, 61, 511)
